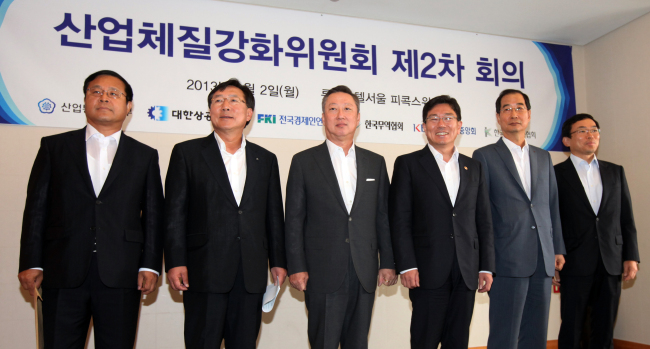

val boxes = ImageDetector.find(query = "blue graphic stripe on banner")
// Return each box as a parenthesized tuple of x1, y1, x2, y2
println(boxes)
(534, 42, 576, 151)
(0, 0, 32, 125)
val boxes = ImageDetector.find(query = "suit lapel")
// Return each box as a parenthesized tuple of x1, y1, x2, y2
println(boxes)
(456, 155, 470, 205)
(313, 142, 347, 213)
(350, 147, 367, 214)
(597, 160, 610, 215)
(99, 132, 131, 197)
(66, 127, 96, 197)
(418, 147, 453, 208)
(495, 138, 528, 199)
(239, 143, 259, 208)
(558, 158, 593, 213)
(529, 146, 538, 201)
(201, 134, 238, 207)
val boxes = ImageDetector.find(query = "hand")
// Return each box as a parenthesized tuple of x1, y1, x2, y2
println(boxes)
(18, 269, 43, 297)
(555, 254, 565, 271)
(623, 261, 639, 281)
(400, 269, 420, 289)
(378, 268, 397, 286)
(289, 272, 309, 291)
(167, 266, 189, 291)
(138, 271, 159, 295)
(478, 272, 493, 293)
(552, 270, 561, 287)
(271, 267, 288, 286)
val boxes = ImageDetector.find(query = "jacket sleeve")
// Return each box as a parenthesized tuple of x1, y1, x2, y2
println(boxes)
(548, 152, 566, 255)
(19, 138, 51, 272)
(619, 166, 640, 262)
(266, 153, 287, 269)
(285, 155, 308, 275)
(388, 156, 416, 272)
(376, 156, 395, 270)
(476, 161, 496, 272)
(163, 144, 190, 271)
(139, 149, 165, 273)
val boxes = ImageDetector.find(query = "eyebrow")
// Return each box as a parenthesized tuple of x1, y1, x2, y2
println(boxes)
(502, 103, 525, 107)
(428, 113, 455, 117)
(213, 94, 242, 98)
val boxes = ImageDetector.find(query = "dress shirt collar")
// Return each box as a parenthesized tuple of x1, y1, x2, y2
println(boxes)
(214, 132, 246, 154)
(326, 139, 356, 159)
(427, 144, 459, 163)
(570, 153, 599, 169)
(85, 124, 122, 144)
(502, 136, 528, 152)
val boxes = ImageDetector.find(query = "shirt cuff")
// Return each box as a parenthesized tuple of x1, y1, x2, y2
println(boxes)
(479, 270, 492, 275)
(30, 268, 43, 271)
(139, 268, 159, 276)
(400, 268, 417, 274)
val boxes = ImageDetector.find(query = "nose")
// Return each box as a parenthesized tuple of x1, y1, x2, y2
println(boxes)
(221, 100, 231, 110)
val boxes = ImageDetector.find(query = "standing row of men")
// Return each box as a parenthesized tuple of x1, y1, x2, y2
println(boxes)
(18, 70, 639, 349)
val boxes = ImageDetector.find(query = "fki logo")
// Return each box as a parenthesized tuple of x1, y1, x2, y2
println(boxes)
(257, 114, 276, 124)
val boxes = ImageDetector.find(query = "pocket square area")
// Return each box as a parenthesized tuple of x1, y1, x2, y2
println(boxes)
(366, 178, 375, 181)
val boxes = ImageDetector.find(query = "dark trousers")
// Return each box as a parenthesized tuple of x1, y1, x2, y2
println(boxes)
(183, 261, 264, 349)
(305, 257, 375, 349)
(558, 256, 621, 349)
(409, 255, 475, 349)
(42, 254, 141, 349)
(487, 239, 552, 349)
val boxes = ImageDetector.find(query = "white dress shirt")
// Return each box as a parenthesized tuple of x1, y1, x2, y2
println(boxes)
(34, 124, 159, 275)
(428, 144, 460, 206)
(215, 132, 247, 206)
(326, 139, 357, 213)
(570, 154, 602, 215)
(502, 137, 532, 200)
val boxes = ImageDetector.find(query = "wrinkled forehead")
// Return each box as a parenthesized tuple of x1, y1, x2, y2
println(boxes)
(88, 75, 126, 91)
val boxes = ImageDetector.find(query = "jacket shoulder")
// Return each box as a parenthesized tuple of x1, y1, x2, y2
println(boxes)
(121, 133, 157, 153)
(246, 141, 277, 159)
(41, 128, 85, 143)
(355, 145, 385, 161)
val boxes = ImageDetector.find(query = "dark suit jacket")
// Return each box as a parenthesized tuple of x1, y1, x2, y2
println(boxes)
(389, 147, 495, 290)
(473, 138, 565, 277)
(164, 135, 286, 294)
(555, 158, 640, 276)
(19, 127, 164, 289)
(285, 142, 395, 294)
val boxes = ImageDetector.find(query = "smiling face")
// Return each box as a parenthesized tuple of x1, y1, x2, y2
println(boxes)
(322, 92, 360, 143)
(424, 103, 462, 149)
(84, 75, 132, 130)
(562, 118, 600, 159)
(496, 92, 531, 136)
(209, 85, 253, 133)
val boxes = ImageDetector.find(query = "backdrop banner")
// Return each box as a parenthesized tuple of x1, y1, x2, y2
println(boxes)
(0, 0, 575, 150)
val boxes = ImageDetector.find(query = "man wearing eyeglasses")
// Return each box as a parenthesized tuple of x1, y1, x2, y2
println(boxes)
(389, 95, 495, 349)
(164, 78, 286, 349)
(472, 89, 566, 349)
(554, 114, 639, 349)
(18, 70, 164, 348)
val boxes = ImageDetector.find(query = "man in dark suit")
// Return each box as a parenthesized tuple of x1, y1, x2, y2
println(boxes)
(389, 95, 495, 349)
(472, 89, 566, 349)
(554, 113, 640, 349)
(18, 70, 164, 349)
(164, 78, 286, 349)
(285, 85, 397, 349)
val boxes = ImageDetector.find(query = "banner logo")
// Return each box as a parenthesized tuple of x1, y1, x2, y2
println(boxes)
(148, 106, 169, 121)
(38, 98, 56, 114)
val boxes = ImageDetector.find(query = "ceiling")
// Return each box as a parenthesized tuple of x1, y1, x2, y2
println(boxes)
(221, 0, 650, 46)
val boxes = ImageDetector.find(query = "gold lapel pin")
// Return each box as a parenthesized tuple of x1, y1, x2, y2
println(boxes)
(464, 166, 468, 170)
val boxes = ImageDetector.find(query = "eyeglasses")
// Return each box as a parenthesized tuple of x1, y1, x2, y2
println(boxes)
(211, 97, 245, 106)
(571, 129, 600, 136)
(501, 106, 527, 113)
(426, 116, 457, 124)
(86, 87, 125, 99)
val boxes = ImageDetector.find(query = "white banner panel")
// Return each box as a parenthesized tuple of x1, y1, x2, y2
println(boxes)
(0, 0, 576, 149)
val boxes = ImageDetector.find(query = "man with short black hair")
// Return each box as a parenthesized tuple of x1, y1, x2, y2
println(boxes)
(285, 85, 397, 349)
(390, 95, 495, 349)
(165, 78, 286, 349)
(555, 113, 639, 349)
(18, 70, 164, 349)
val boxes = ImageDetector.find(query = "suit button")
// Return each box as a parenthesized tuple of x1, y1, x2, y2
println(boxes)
(451, 235, 454, 239)
(452, 213, 456, 217)
(530, 204, 534, 208)
(532, 226, 536, 229)
(95, 200, 102, 205)
(596, 217, 599, 221)
(238, 210, 243, 214)
(237, 236, 241, 240)
(345, 238, 349, 243)
(349, 217, 352, 221)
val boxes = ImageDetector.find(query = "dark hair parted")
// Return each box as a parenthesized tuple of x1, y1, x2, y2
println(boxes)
(561, 113, 600, 139)
(421, 95, 462, 123)
(321, 85, 360, 113)
(83, 70, 133, 102)
(207, 78, 255, 127)
(495, 89, 531, 114)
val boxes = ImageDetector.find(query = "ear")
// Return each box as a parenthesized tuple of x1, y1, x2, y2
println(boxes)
(457, 120, 463, 134)
(562, 136, 571, 148)
(245, 108, 253, 123)
(126, 101, 133, 114)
